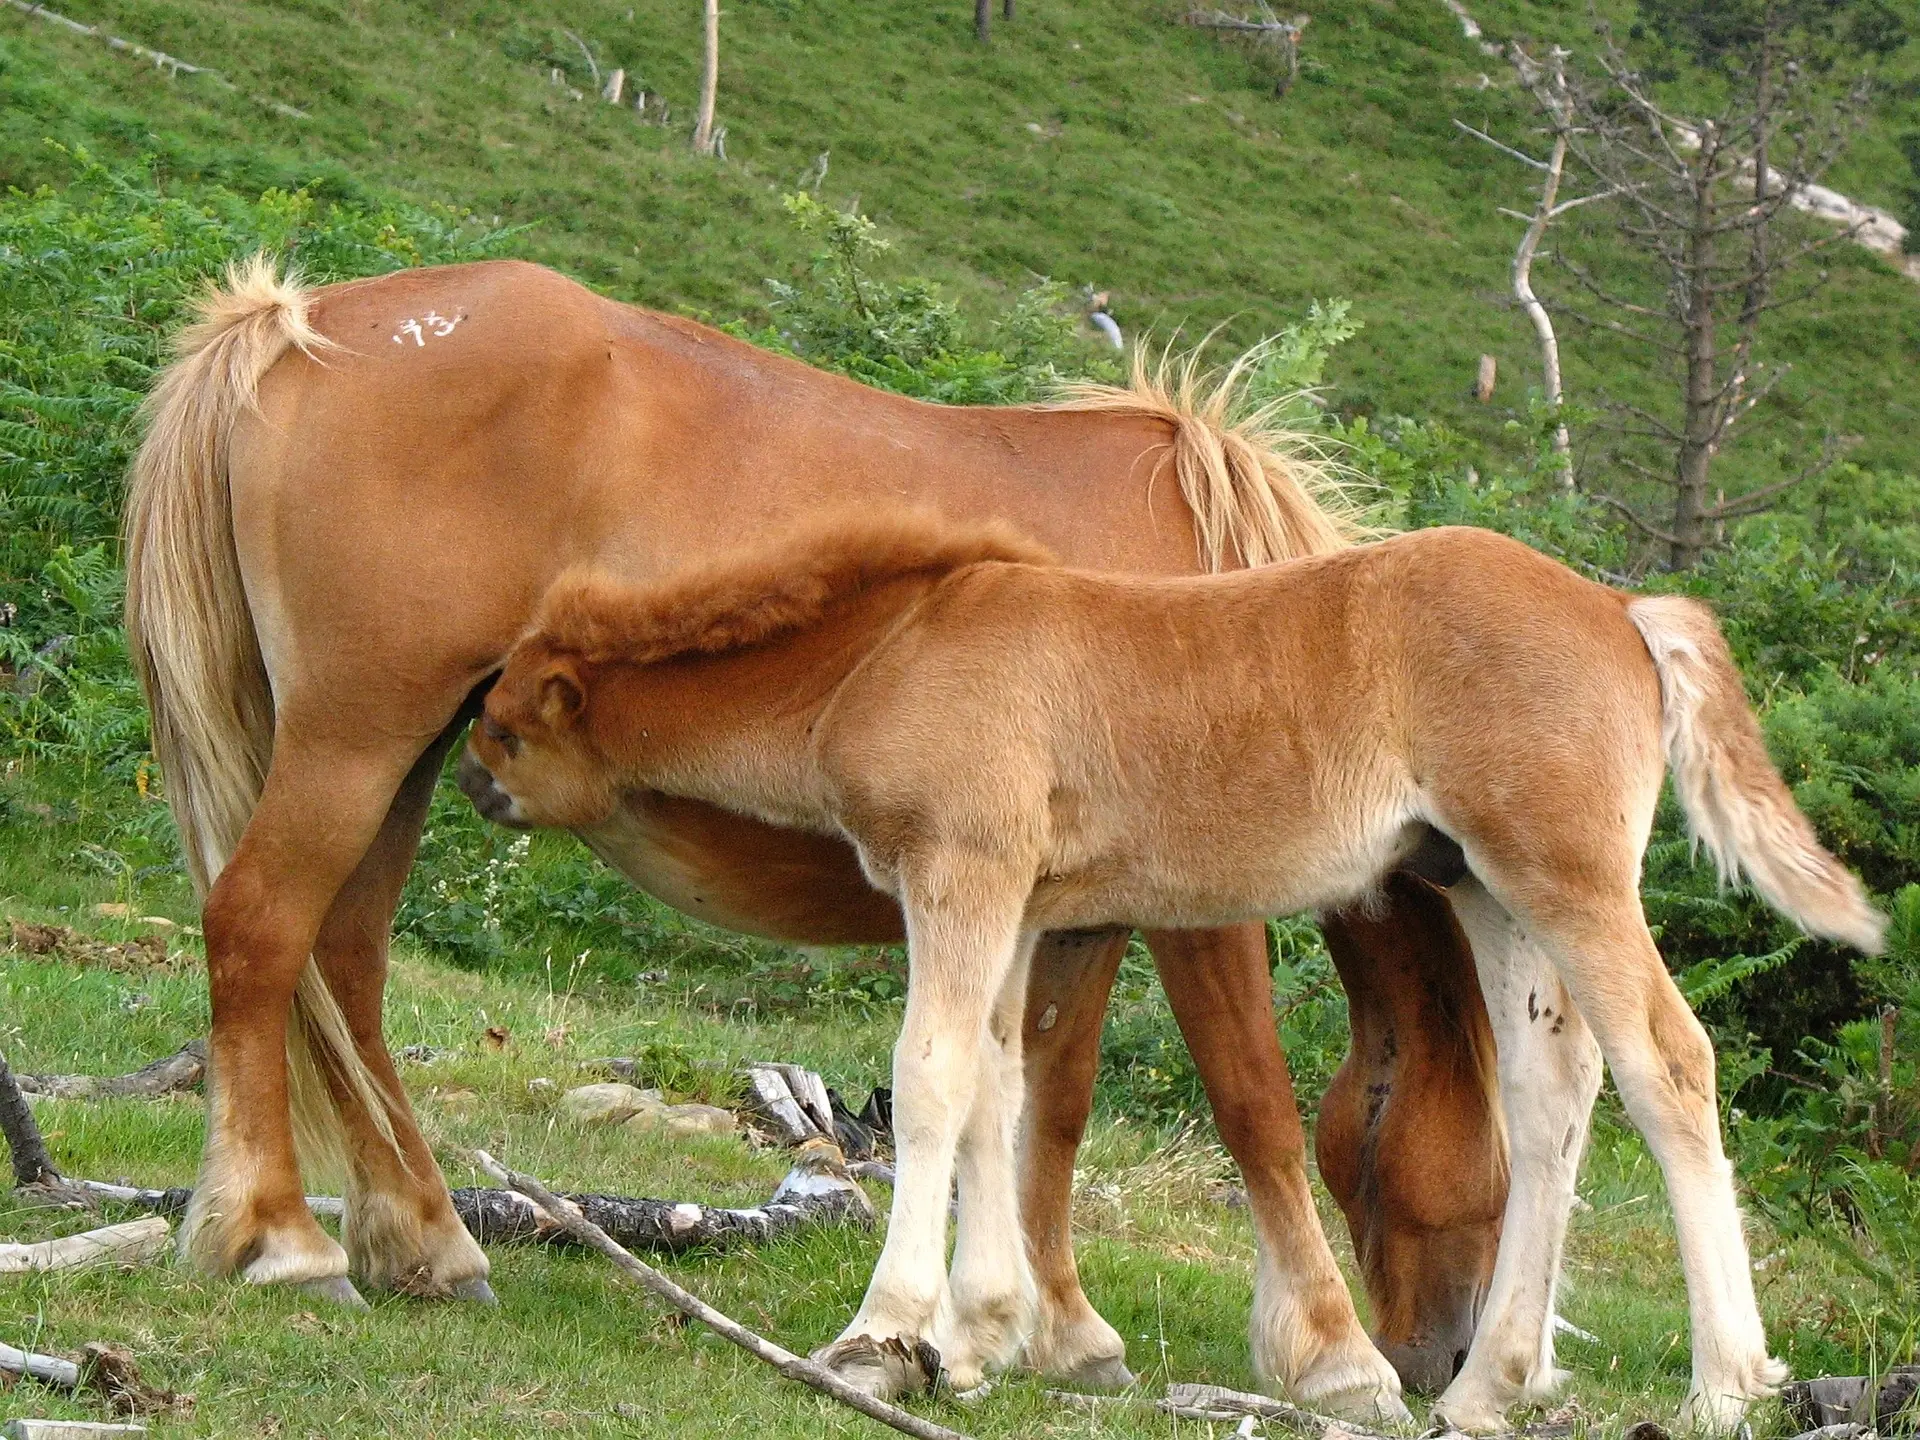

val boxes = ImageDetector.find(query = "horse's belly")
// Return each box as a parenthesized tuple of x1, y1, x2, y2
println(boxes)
(575, 793, 904, 946)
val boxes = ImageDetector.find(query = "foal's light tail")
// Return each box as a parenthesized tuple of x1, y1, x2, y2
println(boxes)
(1051, 340, 1367, 570)
(125, 257, 392, 1205)
(1628, 595, 1886, 953)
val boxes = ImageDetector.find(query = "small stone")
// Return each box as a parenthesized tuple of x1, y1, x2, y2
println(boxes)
(5, 1424, 148, 1439)
(560, 1082, 660, 1126)
(92, 902, 134, 920)
(137, 916, 178, 932)
(626, 1102, 737, 1139)
(528, 1077, 557, 1095)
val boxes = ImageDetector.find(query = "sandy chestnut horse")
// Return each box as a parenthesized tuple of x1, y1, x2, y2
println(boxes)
(124, 257, 1498, 1416)
(468, 513, 1884, 1426)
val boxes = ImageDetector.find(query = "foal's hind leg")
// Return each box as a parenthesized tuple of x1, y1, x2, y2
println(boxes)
(1432, 878, 1602, 1433)
(1152, 925, 1410, 1424)
(1526, 901, 1778, 1432)
(1016, 928, 1136, 1390)
(310, 729, 491, 1299)
(186, 732, 423, 1293)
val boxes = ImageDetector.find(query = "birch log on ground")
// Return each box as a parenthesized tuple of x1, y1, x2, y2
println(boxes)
(474, 1150, 969, 1440)
(0, 1218, 171, 1274)
(0, 1048, 60, 1188)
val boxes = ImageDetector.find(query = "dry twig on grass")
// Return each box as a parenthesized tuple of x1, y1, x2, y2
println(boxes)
(473, 1149, 968, 1440)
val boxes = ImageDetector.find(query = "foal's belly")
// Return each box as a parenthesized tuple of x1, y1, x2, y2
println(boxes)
(573, 792, 905, 946)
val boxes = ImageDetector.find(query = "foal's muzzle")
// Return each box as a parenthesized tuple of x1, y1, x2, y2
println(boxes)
(456, 744, 533, 830)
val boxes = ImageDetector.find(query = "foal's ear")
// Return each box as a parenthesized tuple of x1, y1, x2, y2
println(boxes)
(536, 657, 587, 727)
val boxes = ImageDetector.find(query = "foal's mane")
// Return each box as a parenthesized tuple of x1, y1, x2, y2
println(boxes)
(535, 510, 1056, 668)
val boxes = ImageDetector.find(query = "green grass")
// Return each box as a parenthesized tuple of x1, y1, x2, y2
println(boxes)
(1, 0, 1915, 500)
(0, 765, 1902, 1439)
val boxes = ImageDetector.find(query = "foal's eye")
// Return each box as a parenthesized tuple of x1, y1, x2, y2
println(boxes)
(481, 717, 521, 757)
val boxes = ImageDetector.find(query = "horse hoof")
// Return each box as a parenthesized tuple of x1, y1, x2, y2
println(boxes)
(813, 1334, 939, 1401)
(300, 1275, 371, 1310)
(450, 1276, 498, 1306)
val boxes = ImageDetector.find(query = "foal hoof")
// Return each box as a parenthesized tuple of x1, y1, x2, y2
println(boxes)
(450, 1276, 498, 1306)
(299, 1275, 371, 1310)
(814, 1335, 940, 1401)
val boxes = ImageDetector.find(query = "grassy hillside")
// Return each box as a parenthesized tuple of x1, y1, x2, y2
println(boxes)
(2, 0, 1916, 492)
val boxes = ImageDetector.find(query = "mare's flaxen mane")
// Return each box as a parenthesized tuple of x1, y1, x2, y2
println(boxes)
(533, 510, 1056, 667)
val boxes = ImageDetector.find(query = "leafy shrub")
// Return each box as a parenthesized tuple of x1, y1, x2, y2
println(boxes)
(0, 151, 510, 781)
(753, 192, 1115, 403)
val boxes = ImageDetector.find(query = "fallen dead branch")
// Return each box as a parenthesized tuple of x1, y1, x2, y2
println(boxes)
(74, 1143, 871, 1255)
(2, 0, 307, 119)
(15, 1043, 205, 1102)
(0, 1217, 170, 1274)
(0, 1338, 190, 1417)
(474, 1149, 967, 1440)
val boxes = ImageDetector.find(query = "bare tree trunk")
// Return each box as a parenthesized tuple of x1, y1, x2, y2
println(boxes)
(1002, 0, 1014, 20)
(976, 0, 991, 43)
(0, 1048, 60, 1188)
(693, 0, 720, 156)
(1514, 125, 1574, 487)
(1672, 144, 1722, 569)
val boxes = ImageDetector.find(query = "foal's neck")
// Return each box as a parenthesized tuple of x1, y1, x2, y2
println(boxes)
(593, 574, 939, 831)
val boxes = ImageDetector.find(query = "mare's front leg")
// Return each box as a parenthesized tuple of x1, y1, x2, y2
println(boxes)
(1151, 924, 1411, 1424)
(311, 727, 492, 1299)
(1432, 877, 1604, 1432)
(185, 729, 424, 1297)
(816, 862, 1030, 1401)
(1015, 927, 1136, 1389)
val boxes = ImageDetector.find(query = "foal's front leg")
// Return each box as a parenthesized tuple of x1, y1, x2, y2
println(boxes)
(934, 933, 1041, 1391)
(816, 869, 1030, 1400)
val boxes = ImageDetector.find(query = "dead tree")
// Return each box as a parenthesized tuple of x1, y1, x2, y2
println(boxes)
(1548, 27, 1870, 567)
(1456, 45, 1623, 489)
(693, 0, 721, 156)
(1185, 5, 1310, 96)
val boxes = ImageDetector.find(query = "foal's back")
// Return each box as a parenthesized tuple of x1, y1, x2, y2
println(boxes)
(823, 525, 1655, 930)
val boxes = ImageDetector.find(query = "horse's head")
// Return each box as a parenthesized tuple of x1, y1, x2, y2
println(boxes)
(1316, 874, 1506, 1394)
(466, 636, 624, 831)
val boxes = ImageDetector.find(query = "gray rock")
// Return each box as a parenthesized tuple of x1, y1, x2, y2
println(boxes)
(558, 1082, 661, 1126)
(626, 1102, 738, 1139)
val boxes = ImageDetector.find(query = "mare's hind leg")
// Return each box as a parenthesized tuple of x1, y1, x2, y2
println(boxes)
(1152, 925, 1409, 1424)
(185, 731, 423, 1293)
(1016, 928, 1136, 1390)
(311, 728, 491, 1299)
(1432, 877, 1602, 1432)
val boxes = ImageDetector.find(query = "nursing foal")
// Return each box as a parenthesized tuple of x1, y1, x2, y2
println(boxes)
(470, 512, 1883, 1428)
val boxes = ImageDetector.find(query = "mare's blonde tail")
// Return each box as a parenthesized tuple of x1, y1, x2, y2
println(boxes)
(1627, 596, 1886, 953)
(125, 257, 392, 1221)
(1051, 341, 1367, 570)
